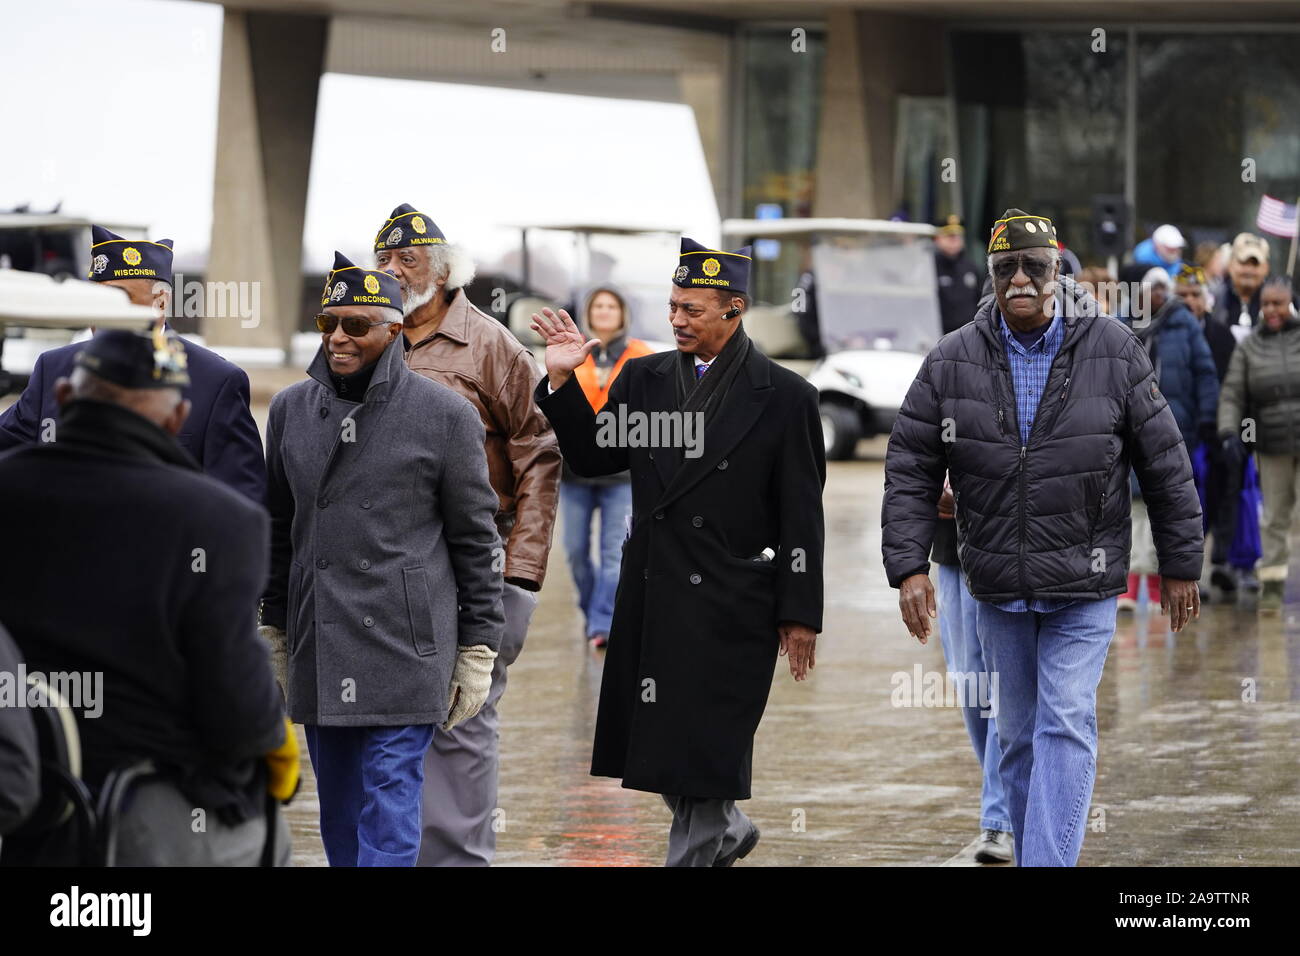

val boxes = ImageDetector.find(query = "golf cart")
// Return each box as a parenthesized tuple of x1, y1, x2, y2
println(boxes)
(722, 218, 942, 459)
(502, 222, 683, 354)
(0, 211, 150, 390)
(0, 268, 159, 394)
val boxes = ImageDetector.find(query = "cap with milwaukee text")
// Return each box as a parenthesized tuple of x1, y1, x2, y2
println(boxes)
(75, 327, 190, 389)
(987, 209, 1058, 254)
(373, 203, 447, 252)
(321, 251, 402, 310)
(88, 225, 174, 285)
(672, 237, 752, 294)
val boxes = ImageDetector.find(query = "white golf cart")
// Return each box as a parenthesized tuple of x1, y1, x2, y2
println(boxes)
(721, 218, 942, 460)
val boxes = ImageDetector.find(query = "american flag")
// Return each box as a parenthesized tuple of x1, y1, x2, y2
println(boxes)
(1256, 194, 1299, 238)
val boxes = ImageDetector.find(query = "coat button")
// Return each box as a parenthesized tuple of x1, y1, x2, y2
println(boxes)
(649, 451, 655, 460)
(691, 515, 703, 528)
(717, 459, 729, 470)
(362, 616, 374, 628)
(359, 559, 371, 570)
(689, 573, 702, 585)
(361, 498, 372, 509)
(317, 497, 329, 509)
(654, 511, 664, 520)
(643, 569, 649, 580)
(319, 406, 329, 418)
(316, 558, 328, 569)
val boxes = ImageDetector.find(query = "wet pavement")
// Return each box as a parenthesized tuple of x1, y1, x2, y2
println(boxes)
(279, 436, 1300, 867)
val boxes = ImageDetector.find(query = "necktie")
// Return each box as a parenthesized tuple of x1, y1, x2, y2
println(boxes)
(695, 362, 710, 380)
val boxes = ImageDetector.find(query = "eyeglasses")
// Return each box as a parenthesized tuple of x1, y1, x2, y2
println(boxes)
(991, 254, 1054, 281)
(315, 313, 390, 337)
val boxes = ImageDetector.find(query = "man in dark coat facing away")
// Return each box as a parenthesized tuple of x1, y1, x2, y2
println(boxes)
(0, 328, 291, 865)
(0, 226, 267, 505)
(531, 237, 826, 867)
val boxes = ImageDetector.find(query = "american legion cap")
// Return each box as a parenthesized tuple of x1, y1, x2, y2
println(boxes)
(373, 203, 447, 253)
(671, 237, 752, 294)
(987, 209, 1058, 254)
(75, 327, 190, 389)
(321, 251, 403, 310)
(87, 225, 174, 285)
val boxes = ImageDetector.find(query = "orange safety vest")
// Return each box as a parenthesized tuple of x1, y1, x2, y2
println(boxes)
(574, 338, 655, 412)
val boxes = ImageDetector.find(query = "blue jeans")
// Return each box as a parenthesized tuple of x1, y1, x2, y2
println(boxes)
(304, 724, 434, 867)
(935, 564, 1012, 834)
(975, 598, 1118, 866)
(561, 479, 632, 638)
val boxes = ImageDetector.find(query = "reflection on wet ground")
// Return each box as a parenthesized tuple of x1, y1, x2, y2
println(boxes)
(287, 441, 1300, 866)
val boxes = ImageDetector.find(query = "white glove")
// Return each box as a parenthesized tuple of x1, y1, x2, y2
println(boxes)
(442, 644, 497, 731)
(258, 625, 288, 699)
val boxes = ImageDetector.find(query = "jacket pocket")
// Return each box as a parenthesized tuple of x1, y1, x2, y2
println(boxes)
(403, 566, 438, 657)
(1085, 490, 1107, 555)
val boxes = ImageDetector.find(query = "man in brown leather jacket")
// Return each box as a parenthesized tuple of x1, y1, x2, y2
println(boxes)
(373, 204, 561, 866)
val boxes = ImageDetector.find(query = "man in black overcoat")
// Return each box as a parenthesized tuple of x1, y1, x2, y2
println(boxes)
(531, 238, 826, 867)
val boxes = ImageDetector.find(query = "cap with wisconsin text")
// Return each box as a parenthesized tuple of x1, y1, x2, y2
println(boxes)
(321, 251, 402, 309)
(75, 327, 190, 389)
(88, 225, 174, 285)
(987, 209, 1057, 254)
(373, 203, 447, 252)
(672, 237, 751, 294)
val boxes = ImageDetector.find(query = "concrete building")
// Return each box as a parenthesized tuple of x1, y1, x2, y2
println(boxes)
(192, 0, 1300, 349)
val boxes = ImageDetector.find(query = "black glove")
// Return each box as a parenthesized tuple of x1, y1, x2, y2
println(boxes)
(1220, 432, 1248, 469)
(1197, 422, 1218, 450)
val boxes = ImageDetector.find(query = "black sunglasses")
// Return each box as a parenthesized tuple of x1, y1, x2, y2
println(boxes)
(991, 254, 1054, 281)
(315, 313, 390, 337)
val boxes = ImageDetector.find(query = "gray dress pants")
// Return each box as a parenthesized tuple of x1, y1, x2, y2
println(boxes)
(115, 779, 291, 866)
(417, 582, 537, 866)
(661, 794, 754, 867)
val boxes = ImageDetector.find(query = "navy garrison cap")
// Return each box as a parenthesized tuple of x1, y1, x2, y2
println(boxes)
(88, 225, 174, 285)
(373, 203, 447, 252)
(321, 251, 403, 310)
(671, 237, 752, 294)
(987, 209, 1058, 254)
(75, 327, 190, 389)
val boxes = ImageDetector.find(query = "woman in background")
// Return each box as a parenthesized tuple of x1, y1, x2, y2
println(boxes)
(561, 287, 653, 648)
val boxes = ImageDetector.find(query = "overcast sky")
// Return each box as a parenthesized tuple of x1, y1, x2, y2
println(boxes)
(2, 0, 719, 289)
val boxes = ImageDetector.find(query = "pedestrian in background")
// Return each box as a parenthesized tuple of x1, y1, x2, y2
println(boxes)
(1212, 233, 1270, 342)
(561, 286, 652, 649)
(931, 474, 1012, 863)
(1218, 275, 1300, 612)
(934, 215, 982, 335)
(1132, 223, 1187, 276)
(1120, 268, 1218, 612)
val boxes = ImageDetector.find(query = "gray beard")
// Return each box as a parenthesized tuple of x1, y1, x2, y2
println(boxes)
(402, 283, 436, 316)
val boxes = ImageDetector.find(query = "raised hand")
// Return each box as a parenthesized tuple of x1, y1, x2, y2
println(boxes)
(530, 307, 599, 389)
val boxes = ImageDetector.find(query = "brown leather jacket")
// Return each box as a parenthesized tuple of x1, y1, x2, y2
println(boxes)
(404, 289, 560, 588)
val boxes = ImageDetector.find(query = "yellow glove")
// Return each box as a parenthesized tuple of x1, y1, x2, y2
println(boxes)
(264, 717, 300, 803)
(442, 644, 497, 731)
(258, 625, 288, 698)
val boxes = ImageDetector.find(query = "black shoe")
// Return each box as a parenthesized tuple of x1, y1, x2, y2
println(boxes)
(714, 824, 760, 867)
(1210, 565, 1237, 592)
(973, 829, 1014, 863)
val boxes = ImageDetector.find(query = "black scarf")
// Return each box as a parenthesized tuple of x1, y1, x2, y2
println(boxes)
(674, 321, 750, 430)
(329, 358, 380, 401)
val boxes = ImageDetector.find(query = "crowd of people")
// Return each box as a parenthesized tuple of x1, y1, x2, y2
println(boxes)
(0, 209, 824, 869)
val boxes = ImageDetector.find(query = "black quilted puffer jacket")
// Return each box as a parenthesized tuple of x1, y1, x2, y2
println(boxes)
(882, 276, 1203, 602)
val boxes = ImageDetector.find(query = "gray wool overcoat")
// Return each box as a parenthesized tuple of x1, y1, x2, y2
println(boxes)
(261, 335, 505, 727)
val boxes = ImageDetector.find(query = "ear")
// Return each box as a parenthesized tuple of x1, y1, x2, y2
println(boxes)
(153, 285, 172, 320)
(54, 377, 73, 407)
(386, 321, 401, 342)
(162, 398, 192, 437)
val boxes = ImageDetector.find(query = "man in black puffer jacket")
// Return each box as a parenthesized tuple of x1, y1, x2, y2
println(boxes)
(882, 209, 1204, 867)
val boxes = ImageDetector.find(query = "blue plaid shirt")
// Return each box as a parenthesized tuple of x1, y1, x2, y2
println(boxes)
(994, 309, 1074, 613)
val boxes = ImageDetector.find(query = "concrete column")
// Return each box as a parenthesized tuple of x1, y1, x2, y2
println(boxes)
(207, 10, 327, 353)
(678, 66, 729, 218)
(812, 11, 944, 220)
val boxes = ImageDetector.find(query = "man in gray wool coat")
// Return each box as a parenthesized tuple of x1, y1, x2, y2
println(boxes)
(259, 252, 505, 867)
